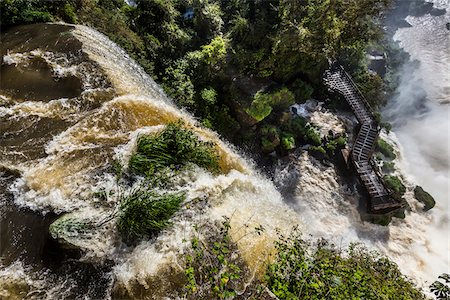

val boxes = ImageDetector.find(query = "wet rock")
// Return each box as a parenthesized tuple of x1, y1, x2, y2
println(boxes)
(414, 186, 436, 211)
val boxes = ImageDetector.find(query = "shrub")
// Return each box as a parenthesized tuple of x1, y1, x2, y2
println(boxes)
(305, 126, 322, 146)
(384, 175, 406, 197)
(414, 186, 435, 211)
(184, 219, 244, 299)
(266, 232, 425, 299)
(246, 88, 295, 122)
(129, 122, 219, 176)
(200, 87, 217, 106)
(281, 134, 295, 151)
(376, 138, 396, 160)
(117, 189, 184, 242)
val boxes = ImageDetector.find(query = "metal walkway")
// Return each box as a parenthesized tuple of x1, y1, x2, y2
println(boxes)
(324, 65, 402, 213)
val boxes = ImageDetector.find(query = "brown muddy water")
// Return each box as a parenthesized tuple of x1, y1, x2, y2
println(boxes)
(0, 23, 298, 299)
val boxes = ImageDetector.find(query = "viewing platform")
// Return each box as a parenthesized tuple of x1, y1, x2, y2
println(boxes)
(324, 64, 402, 214)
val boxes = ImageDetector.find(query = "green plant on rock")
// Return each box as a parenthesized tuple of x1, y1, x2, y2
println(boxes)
(305, 126, 322, 146)
(246, 88, 295, 122)
(382, 161, 395, 174)
(129, 122, 219, 176)
(281, 133, 295, 151)
(117, 189, 185, 242)
(383, 175, 406, 197)
(376, 138, 396, 160)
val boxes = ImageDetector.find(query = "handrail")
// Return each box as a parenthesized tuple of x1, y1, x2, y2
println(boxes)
(323, 64, 402, 213)
(337, 65, 377, 122)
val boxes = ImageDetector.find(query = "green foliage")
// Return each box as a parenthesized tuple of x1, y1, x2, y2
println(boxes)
(430, 274, 450, 300)
(305, 127, 322, 146)
(184, 219, 243, 299)
(266, 231, 425, 300)
(61, 2, 78, 23)
(272, 0, 389, 81)
(193, 0, 224, 40)
(325, 136, 347, 156)
(414, 186, 436, 211)
(200, 87, 217, 105)
(383, 175, 406, 197)
(200, 36, 228, 69)
(246, 88, 295, 122)
(260, 125, 280, 153)
(0, 0, 52, 27)
(291, 79, 314, 103)
(129, 122, 219, 176)
(117, 189, 184, 242)
(377, 138, 396, 160)
(309, 145, 326, 156)
(162, 61, 196, 107)
(382, 161, 396, 174)
(49, 214, 96, 248)
(281, 134, 296, 151)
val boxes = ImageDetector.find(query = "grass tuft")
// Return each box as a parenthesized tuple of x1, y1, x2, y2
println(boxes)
(129, 122, 219, 176)
(117, 189, 185, 242)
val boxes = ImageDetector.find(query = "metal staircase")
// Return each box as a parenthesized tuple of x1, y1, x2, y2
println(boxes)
(324, 64, 402, 213)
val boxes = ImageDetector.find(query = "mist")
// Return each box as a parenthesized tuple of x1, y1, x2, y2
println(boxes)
(382, 1, 450, 280)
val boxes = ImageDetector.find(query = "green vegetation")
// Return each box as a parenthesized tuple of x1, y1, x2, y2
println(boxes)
(184, 224, 425, 299)
(245, 88, 295, 122)
(266, 231, 425, 299)
(431, 274, 450, 300)
(117, 189, 184, 242)
(376, 138, 396, 160)
(260, 125, 280, 153)
(0, 0, 53, 26)
(414, 186, 436, 211)
(129, 122, 219, 176)
(1, 0, 391, 156)
(383, 175, 406, 197)
(184, 219, 245, 299)
(382, 161, 396, 173)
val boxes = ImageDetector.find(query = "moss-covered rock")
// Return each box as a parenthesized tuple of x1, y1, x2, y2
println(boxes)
(383, 175, 406, 197)
(382, 161, 395, 173)
(371, 214, 392, 226)
(245, 87, 295, 122)
(376, 138, 396, 160)
(414, 186, 436, 211)
(49, 213, 95, 249)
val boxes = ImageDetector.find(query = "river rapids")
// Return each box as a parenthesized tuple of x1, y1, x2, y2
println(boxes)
(0, 19, 448, 299)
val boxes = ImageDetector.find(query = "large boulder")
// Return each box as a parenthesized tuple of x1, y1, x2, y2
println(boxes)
(414, 186, 436, 211)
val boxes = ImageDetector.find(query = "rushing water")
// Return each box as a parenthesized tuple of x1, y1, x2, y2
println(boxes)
(0, 13, 448, 297)
(0, 24, 299, 298)
(383, 0, 450, 283)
